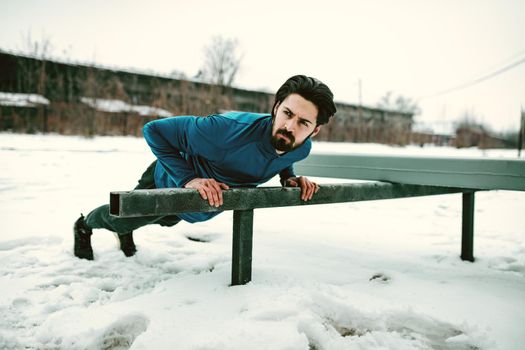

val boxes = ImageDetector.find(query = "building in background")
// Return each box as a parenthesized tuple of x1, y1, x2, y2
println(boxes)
(2, 50, 415, 144)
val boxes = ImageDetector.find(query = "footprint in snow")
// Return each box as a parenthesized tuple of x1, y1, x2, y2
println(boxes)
(369, 273, 390, 283)
(96, 314, 149, 350)
(185, 234, 218, 243)
(302, 291, 486, 350)
(185, 235, 210, 243)
(319, 311, 482, 350)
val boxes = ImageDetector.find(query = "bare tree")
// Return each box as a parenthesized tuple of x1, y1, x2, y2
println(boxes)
(198, 36, 242, 87)
(17, 30, 54, 133)
(20, 29, 54, 59)
(169, 69, 188, 79)
(377, 91, 421, 115)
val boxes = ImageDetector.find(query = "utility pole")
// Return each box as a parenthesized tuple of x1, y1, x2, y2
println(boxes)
(358, 78, 362, 121)
(519, 107, 524, 158)
(358, 78, 362, 106)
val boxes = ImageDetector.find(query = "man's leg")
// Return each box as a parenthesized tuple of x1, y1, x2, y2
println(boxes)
(84, 160, 162, 233)
(85, 161, 181, 231)
(84, 204, 165, 235)
(75, 161, 181, 259)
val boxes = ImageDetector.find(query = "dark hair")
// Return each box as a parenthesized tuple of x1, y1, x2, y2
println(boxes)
(272, 75, 336, 125)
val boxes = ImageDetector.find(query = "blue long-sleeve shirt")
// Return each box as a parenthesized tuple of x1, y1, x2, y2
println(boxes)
(142, 111, 311, 223)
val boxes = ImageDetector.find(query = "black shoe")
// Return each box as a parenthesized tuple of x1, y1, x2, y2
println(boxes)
(73, 214, 94, 260)
(118, 232, 137, 257)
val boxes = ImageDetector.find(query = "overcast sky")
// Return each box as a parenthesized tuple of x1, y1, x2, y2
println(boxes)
(1, 0, 524, 132)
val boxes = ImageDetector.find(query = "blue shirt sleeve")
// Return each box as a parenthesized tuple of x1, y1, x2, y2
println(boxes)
(279, 166, 296, 186)
(142, 116, 226, 187)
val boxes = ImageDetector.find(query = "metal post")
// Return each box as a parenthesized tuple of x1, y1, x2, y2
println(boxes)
(231, 209, 254, 285)
(461, 192, 475, 262)
(518, 108, 524, 157)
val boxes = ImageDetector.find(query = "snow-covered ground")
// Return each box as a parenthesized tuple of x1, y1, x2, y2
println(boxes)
(0, 133, 524, 350)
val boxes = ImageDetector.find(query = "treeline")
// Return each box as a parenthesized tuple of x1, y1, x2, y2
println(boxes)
(0, 51, 274, 136)
(1, 51, 415, 144)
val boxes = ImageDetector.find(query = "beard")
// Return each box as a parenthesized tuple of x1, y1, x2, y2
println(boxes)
(270, 112, 317, 153)
(270, 128, 297, 152)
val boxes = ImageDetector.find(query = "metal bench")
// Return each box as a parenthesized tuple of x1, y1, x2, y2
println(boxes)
(110, 154, 525, 285)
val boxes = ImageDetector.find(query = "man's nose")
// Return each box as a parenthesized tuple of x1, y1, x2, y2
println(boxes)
(284, 119, 296, 131)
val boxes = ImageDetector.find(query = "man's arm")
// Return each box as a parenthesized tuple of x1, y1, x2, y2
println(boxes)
(279, 166, 296, 186)
(142, 116, 229, 207)
(279, 166, 319, 201)
(142, 117, 200, 188)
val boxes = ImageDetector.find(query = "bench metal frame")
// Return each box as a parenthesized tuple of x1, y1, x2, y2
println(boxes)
(111, 154, 525, 285)
(111, 183, 473, 285)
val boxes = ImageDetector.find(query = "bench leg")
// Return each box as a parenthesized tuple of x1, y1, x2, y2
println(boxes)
(231, 209, 254, 285)
(461, 192, 475, 262)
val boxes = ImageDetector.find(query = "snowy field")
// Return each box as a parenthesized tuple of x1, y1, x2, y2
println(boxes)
(0, 133, 524, 350)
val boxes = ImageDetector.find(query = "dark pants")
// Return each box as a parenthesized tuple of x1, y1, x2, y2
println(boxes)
(85, 161, 181, 235)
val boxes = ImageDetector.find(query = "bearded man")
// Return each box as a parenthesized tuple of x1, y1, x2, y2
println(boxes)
(73, 75, 337, 260)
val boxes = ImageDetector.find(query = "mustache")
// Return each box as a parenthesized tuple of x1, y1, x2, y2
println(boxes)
(276, 129, 295, 143)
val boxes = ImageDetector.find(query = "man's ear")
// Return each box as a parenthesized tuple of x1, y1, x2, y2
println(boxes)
(311, 125, 321, 138)
(273, 102, 280, 117)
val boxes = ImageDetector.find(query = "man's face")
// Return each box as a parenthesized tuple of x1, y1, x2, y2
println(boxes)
(271, 93, 321, 153)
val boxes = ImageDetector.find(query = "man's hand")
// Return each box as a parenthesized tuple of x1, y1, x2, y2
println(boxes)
(283, 176, 319, 201)
(184, 178, 230, 207)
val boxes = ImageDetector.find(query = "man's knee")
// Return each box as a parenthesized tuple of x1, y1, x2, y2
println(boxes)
(157, 215, 181, 227)
(84, 204, 110, 229)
